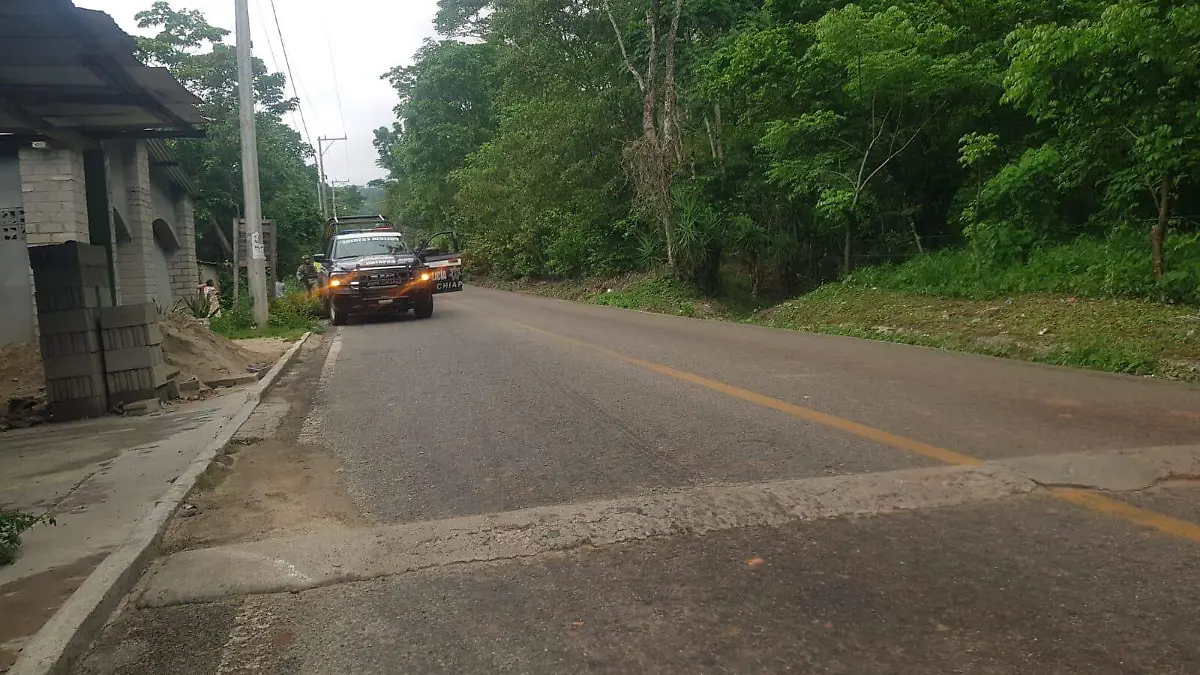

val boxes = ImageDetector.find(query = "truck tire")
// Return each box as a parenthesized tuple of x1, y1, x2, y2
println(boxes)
(329, 296, 347, 325)
(414, 296, 434, 319)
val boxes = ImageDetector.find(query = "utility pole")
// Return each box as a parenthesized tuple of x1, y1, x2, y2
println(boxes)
(315, 160, 324, 219)
(234, 0, 268, 327)
(317, 136, 346, 219)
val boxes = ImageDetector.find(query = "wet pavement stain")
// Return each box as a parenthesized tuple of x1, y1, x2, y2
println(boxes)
(0, 552, 110, 671)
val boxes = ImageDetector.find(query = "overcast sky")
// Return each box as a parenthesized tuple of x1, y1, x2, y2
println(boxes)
(77, 0, 441, 185)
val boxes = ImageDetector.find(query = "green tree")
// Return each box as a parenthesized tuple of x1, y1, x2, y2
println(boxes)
(371, 0, 1199, 302)
(134, 1, 322, 271)
(375, 40, 499, 235)
(1004, 0, 1200, 280)
(331, 185, 366, 217)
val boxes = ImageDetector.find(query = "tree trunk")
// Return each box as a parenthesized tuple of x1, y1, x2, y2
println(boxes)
(1151, 179, 1169, 281)
(661, 0, 682, 150)
(642, 1, 660, 140)
(714, 103, 724, 163)
(664, 205, 675, 269)
(843, 219, 852, 275)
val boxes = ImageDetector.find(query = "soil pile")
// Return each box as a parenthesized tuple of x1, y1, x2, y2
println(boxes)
(0, 343, 45, 406)
(160, 313, 265, 385)
(1, 315, 270, 423)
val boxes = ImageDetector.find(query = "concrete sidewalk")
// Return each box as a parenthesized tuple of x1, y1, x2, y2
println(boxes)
(0, 391, 251, 672)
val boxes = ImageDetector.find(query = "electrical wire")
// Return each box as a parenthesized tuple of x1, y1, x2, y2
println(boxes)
(251, 0, 305, 140)
(264, 0, 316, 154)
(325, 31, 351, 184)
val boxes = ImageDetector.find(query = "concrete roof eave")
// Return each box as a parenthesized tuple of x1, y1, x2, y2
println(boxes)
(0, 2, 204, 147)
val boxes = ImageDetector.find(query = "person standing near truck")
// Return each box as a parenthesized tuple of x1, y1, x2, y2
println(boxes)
(296, 256, 321, 293)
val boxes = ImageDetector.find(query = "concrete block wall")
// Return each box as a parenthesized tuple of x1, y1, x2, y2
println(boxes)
(19, 146, 92, 340)
(32, 243, 113, 421)
(100, 303, 167, 406)
(169, 193, 199, 300)
(18, 147, 89, 245)
(116, 141, 156, 304)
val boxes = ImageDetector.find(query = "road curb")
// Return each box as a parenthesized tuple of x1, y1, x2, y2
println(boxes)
(8, 331, 314, 675)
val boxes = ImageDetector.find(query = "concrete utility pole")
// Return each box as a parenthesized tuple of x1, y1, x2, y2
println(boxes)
(235, 0, 268, 327)
(317, 136, 346, 220)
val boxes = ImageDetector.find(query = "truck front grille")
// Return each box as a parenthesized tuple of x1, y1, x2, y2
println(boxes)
(361, 269, 412, 288)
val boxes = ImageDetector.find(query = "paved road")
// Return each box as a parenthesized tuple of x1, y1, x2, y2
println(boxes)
(75, 287, 1200, 674)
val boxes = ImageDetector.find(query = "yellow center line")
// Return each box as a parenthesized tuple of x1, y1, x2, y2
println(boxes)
(1050, 487, 1200, 541)
(486, 309, 1200, 545)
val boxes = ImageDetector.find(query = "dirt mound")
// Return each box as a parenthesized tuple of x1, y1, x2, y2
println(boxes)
(160, 313, 265, 385)
(1, 315, 264, 416)
(0, 343, 45, 404)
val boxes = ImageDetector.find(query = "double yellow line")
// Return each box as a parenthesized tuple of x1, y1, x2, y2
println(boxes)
(495, 312, 1200, 544)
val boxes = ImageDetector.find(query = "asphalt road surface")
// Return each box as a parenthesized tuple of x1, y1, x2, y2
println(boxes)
(76, 286, 1200, 674)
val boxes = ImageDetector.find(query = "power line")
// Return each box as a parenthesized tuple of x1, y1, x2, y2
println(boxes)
(264, 0, 315, 154)
(325, 31, 351, 183)
(252, 0, 304, 139)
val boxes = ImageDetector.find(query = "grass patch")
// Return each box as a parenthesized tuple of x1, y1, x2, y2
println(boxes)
(476, 273, 1200, 381)
(758, 285, 1198, 379)
(210, 291, 325, 340)
(845, 232, 1200, 305)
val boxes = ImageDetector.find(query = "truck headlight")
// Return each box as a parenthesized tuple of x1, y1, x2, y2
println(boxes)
(420, 272, 431, 281)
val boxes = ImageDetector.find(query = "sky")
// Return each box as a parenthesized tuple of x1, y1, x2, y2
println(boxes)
(77, 0, 442, 185)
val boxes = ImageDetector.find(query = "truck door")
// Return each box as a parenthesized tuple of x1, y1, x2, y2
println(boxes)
(421, 233, 464, 294)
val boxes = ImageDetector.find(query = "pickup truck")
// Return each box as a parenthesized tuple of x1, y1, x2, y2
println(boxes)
(315, 218, 462, 325)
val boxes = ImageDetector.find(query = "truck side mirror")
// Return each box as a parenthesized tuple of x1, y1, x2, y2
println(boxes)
(312, 254, 327, 264)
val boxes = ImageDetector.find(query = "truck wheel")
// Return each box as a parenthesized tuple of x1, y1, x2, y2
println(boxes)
(414, 296, 434, 319)
(329, 297, 347, 325)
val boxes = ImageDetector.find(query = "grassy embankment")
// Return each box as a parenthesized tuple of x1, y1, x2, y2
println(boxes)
(477, 245, 1200, 382)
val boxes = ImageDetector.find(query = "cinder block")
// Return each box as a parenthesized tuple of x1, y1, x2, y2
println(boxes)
(103, 344, 164, 373)
(106, 366, 168, 402)
(42, 352, 104, 380)
(38, 309, 99, 336)
(51, 396, 108, 421)
(35, 286, 110, 313)
(46, 373, 107, 402)
(106, 364, 167, 392)
(28, 241, 108, 269)
(99, 303, 158, 329)
(33, 264, 110, 289)
(100, 322, 163, 350)
(39, 329, 101, 358)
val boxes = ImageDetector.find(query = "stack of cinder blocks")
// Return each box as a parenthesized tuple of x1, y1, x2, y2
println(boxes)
(100, 303, 168, 408)
(29, 241, 112, 314)
(30, 242, 113, 420)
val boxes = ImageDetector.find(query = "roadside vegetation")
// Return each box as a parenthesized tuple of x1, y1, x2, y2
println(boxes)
(375, 0, 1198, 379)
(209, 287, 324, 340)
(478, 266, 1200, 381)
(1, 509, 54, 566)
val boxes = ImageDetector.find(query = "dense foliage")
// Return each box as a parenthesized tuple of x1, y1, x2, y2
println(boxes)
(134, 2, 323, 273)
(374, 0, 1200, 303)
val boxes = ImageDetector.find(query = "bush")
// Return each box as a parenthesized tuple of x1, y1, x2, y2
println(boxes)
(1, 509, 54, 565)
(270, 291, 322, 328)
(847, 232, 1200, 304)
(209, 297, 255, 335)
(210, 291, 323, 338)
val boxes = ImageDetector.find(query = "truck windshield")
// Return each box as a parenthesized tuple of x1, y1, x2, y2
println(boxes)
(332, 236, 408, 259)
